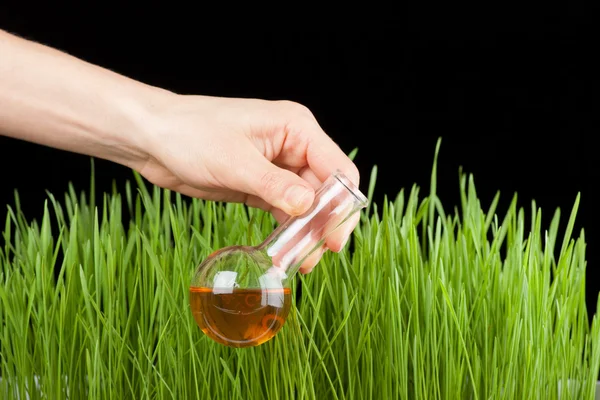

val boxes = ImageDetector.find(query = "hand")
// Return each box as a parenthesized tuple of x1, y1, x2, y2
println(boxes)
(0, 30, 360, 274)
(134, 94, 361, 273)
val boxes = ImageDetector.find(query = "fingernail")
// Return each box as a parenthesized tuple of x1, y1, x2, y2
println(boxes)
(337, 223, 357, 252)
(340, 235, 350, 250)
(285, 185, 313, 213)
(300, 246, 326, 274)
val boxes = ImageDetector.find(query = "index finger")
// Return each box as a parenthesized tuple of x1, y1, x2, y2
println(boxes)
(303, 121, 360, 187)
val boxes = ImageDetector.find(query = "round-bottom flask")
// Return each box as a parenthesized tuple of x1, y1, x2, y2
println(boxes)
(189, 171, 368, 348)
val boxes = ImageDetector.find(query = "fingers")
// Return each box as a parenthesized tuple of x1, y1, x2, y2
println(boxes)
(298, 244, 326, 274)
(296, 166, 323, 189)
(296, 118, 359, 186)
(325, 212, 360, 252)
(296, 165, 359, 253)
(308, 137, 360, 186)
(245, 196, 288, 223)
(291, 111, 361, 260)
(297, 211, 359, 274)
(273, 101, 360, 187)
(228, 150, 316, 217)
(248, 167, 321, 224)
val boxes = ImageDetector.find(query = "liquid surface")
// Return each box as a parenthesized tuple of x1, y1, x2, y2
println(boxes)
(190, 287, 292, 348)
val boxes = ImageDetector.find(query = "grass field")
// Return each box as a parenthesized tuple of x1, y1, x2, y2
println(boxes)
(1, 140, 599, 399)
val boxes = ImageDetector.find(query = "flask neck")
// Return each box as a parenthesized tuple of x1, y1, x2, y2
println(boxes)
(258, 171, 368, 279)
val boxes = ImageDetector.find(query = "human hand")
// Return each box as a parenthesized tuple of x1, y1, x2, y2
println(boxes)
(133, 94, 361, 273)
(0, 31, 359, 273)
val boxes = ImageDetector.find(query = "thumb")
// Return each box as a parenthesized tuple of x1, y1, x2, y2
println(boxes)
(235, 156, 315, 216)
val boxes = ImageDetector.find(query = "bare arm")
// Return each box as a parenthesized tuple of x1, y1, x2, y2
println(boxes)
(0, 29, 165, 168)
(0, 29, 361, 271)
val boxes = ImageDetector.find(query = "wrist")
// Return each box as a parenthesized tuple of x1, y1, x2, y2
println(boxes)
(102, 83, 177, 170)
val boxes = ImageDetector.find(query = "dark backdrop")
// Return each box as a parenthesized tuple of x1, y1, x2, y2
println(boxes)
(0, 6, 598, 317)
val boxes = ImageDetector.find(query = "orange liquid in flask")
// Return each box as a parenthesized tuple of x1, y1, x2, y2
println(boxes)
(190, 286, 292, 348)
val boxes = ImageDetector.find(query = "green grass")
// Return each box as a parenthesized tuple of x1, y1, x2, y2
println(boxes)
(1, 139, 599, 399)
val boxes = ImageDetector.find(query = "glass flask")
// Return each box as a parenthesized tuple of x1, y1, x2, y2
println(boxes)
(189, 170, 368, 348)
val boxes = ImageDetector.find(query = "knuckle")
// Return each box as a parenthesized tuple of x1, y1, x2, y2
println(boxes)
(278, 100, 314, 119)
(259, 170, 282, 194)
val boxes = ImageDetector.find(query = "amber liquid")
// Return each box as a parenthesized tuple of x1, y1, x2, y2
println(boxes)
(189, 287, 292, 348)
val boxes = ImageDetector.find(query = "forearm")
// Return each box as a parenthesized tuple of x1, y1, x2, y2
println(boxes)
(0, 30, 170, 167)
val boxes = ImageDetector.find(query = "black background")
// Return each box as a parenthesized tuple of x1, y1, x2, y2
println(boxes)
(0, 6, 598, 317)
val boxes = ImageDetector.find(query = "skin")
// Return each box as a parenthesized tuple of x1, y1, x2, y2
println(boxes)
(0, 29, 360, 273)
